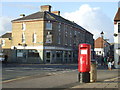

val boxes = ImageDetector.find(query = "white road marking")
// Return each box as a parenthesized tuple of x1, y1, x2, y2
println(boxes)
(104, 77, 119, 81)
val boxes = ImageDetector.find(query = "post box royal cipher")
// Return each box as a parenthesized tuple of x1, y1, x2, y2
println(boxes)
(78, 44, 91, 72)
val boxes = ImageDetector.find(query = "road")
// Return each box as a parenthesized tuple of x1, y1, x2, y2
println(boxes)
(2, 64, 77, 81)
(2, 64, 119, 88)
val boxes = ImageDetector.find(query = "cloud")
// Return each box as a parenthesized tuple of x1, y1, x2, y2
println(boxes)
(0, 17, 12, 36)
(63, 4, 114, 42)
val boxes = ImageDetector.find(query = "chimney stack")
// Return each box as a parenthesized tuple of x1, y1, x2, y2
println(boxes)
(20, 14, 25, 18)
(52, 11, 60, 16)
(41, 5, 51, 12)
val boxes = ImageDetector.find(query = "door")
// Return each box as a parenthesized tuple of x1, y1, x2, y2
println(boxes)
(46, 51, 51, 64)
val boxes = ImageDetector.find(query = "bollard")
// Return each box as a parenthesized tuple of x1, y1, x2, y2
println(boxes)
(90, 61, 97, 82)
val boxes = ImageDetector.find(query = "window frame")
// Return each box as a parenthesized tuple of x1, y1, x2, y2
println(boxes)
(22, 32, 25, 43)
(1, 39, 5, 46)
(118, 23, 120, 33)
(33, 32, 37, 43)
(46, 31, 52, 43)
(22, 22, 26, 31)
(46, 21, 52, 30)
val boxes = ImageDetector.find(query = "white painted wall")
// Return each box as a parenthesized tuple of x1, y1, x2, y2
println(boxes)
(95, 44, 110, 57)
(114, 21, 120, 68)
(94, 48, 104, 56)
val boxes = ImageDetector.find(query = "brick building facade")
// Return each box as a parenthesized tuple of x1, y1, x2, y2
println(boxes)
(0, 32, 12, 61)
(10, 5, 94, 64)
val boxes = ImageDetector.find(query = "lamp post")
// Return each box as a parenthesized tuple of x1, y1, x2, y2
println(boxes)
(23, 44, 27, 62)
(13, 46, 17, 62)
(100, 31, 104, 65)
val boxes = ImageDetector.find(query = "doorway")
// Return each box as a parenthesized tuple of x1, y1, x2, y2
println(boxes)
(45, 51, 51, 64)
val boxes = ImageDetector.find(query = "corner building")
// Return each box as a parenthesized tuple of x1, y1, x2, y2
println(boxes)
(11, 5, 94, 64)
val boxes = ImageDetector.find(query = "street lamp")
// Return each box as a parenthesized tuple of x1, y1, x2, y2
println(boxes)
(100, 31, 104, 65)
(100, 31, 104, 53)
(101, 31, 104, 39)
(100, 31, 104, 55)
(13, 46, 17, 62)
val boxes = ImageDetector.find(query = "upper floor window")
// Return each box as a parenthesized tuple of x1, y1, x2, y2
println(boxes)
(70, 31, 72, 37)
(65, 38, 67, 46)
(65, 29, 68, 37)
(33, 32, 37, 43)
(58, 35, 61, 44)
(70, 39, 72, 46)
(1, 39, 5, 46)
(22, 32, 25, 43)
(75, 31, 77, 35)
(118, 23, 120, 33)
(46, 21, 52, 30)
(22, 22, 26, 30)
(46, 32, 52, 43)
(58, 23, 61, 29)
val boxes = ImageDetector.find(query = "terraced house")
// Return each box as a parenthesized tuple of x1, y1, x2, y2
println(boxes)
(11, 5, 94, 64)
(0, 32, 12, 61)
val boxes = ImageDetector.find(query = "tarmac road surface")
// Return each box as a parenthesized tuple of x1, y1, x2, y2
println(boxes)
(2, 64, 119, 88)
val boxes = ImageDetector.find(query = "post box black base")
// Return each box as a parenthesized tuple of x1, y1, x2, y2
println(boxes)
(78, 72, 90, 83)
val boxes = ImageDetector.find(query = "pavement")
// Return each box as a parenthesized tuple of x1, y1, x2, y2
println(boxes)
(70, 76, 120, 89)
(68, 65, 120, 89)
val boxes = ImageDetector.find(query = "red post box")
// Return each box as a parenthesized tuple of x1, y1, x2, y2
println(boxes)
(78, 44, 91, 72)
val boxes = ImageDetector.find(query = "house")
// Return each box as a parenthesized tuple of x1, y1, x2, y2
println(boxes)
(114, 5, 120, 68)
(10, 5, 94, 64)
(94, 37, 110, 57)
(0, 32, 12, 62)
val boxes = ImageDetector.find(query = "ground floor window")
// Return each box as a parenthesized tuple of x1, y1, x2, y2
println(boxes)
(17, 50, 23, 57)
(68, 52, 71, 58)
(64, 52, 67, 58)
(45, 51, 51, 63)
(56, 51, 62, 58)
(56, 52, 60, 57)
(44, 50, 77, 64)
(28, 50, 39, 57)
(46, 52, 50, 58)
(118, 56, 120, 65)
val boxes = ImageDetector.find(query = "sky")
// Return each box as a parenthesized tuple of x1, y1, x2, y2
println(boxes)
(0, 1, 119, 43)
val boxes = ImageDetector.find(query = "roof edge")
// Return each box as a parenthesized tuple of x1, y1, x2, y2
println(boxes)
(11, 18, 44, 22)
